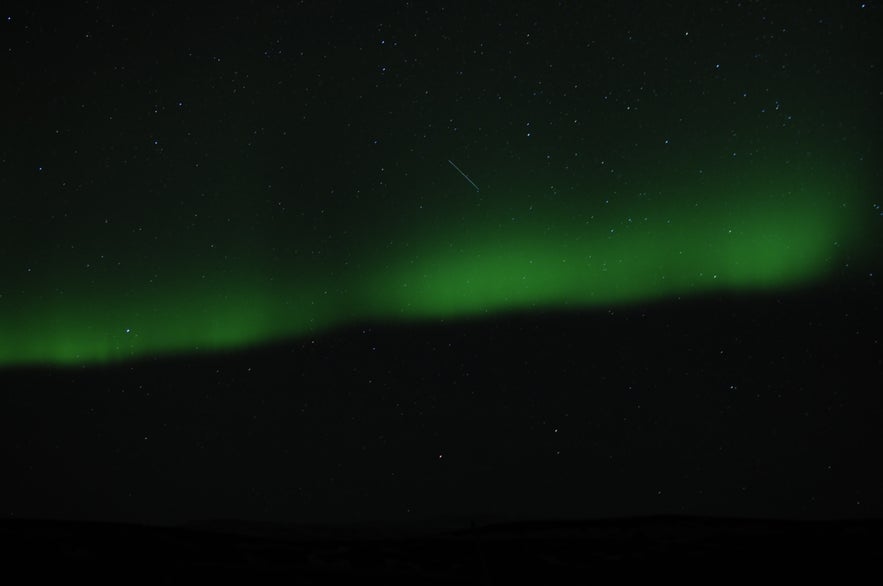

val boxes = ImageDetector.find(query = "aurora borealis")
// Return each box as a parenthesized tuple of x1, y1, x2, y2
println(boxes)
(1, 1, 878, 367)
(0, 156, 869, 366)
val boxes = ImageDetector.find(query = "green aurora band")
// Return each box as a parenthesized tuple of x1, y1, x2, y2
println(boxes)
(0, 168, 871, 367)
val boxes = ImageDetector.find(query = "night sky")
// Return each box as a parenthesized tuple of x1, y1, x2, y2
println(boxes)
(2, 2, 882, 526)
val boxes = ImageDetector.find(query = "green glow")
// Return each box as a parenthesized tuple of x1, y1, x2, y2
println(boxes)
(0, 168, 868, 367)
(363, 180, 855, 318)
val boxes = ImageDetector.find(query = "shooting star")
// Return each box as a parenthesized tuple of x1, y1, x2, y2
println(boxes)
(448, 159, 480, 192)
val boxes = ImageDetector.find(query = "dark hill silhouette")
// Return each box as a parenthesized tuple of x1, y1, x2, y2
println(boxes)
(2, 516, 881, 580)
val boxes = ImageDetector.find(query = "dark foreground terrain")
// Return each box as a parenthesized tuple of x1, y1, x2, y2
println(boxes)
(3, 516, 882, 580)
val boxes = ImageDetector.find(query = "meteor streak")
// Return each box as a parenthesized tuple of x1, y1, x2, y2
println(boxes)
(448, 159, 480, 192)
